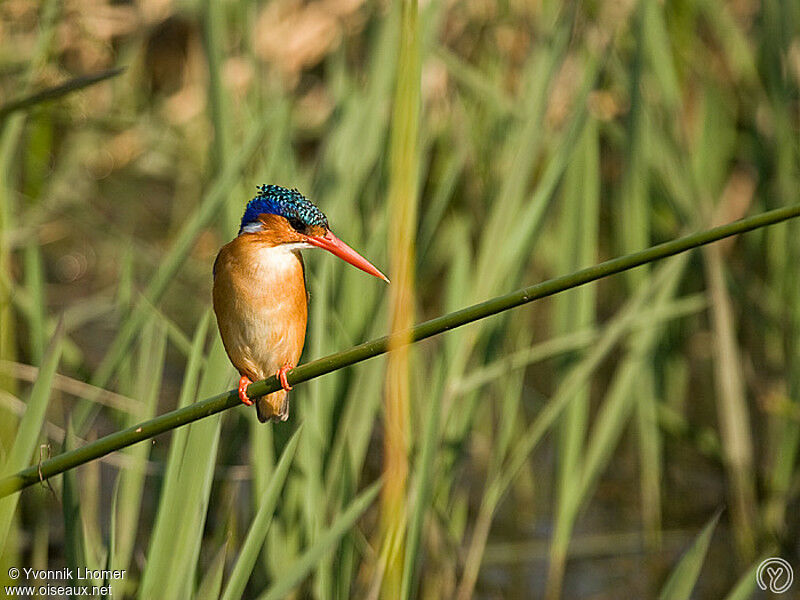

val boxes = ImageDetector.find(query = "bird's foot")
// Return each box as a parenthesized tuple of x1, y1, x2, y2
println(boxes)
(277, 364, 293, 391)
(238, 375, 254, 406)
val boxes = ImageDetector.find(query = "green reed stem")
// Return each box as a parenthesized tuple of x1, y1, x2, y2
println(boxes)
(1, 202, 799, 498)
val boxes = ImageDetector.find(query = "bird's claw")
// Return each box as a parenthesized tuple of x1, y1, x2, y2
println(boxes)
(277, 364, 293, 391)
(238, 376, 254, 406)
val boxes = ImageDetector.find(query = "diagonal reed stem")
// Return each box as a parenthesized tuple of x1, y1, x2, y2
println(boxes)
(0, 68, 125, 121)
(1, 202, 800, 498)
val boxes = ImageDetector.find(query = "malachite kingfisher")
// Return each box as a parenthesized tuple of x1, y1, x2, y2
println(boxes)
(212, 185, 389, 422)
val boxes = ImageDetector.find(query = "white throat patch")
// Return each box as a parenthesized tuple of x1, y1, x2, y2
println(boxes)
(251, 242, 313, 275)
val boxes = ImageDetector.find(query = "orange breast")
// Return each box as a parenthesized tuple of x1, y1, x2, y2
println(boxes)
(213, 236, 308, 382)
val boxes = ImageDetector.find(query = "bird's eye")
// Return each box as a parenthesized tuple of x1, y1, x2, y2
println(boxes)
(288, 217, 307, 233)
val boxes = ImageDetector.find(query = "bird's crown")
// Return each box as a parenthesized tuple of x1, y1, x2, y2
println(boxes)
(239, 185, 329, 235)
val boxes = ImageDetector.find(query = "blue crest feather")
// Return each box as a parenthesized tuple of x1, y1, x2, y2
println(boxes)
(239, 185, 329, 234)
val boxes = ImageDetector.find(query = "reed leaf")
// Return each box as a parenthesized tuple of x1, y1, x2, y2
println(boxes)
(659, 510, 722, 600)
(258, 481, 382, 600)
(221, 427, 302, 600)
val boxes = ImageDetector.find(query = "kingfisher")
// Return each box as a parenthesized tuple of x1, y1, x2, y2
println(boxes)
(213, 185, 389, 422)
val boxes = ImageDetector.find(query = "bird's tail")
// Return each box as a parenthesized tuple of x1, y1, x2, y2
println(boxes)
(256, 390, 290, 423)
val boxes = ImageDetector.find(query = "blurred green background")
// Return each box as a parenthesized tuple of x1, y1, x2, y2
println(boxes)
(1, 0, 799, 598)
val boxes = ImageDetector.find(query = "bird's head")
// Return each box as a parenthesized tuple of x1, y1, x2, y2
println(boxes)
(239, 185, 389, 282)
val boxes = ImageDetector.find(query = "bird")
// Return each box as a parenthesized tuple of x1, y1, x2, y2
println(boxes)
(212, 185, 389, 422)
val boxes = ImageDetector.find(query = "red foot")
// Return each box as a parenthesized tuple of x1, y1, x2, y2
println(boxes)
(238, 375, 254, 406)
(277, 364, 293, 391)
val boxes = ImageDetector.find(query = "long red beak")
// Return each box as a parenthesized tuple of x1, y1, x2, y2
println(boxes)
(304, 230, 390, 283)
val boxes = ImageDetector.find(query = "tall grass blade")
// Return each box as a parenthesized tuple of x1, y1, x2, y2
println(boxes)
(103, 475, 121, 600)
(197, 542, 228, 600)
(62, 424, 90, 590)
(0, 3, 60, 519)
(722, 556, 763, 600)
(201, 0, 238, 233)
(381, 0, 420, 594)
(617, 4, 665, 570)
(0, 320, 63, 548)
(258, 480, 382, 600)
(658, 510, 722, 600)
(221, 427, 302, 600)
(546, 116, 599, 599)
(135, 311, 209, 591)
(22, 244, 46, 365)
(114, 318, 166, 575)
(138, 337, 229, 600)
(703, 245, 757, 559)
